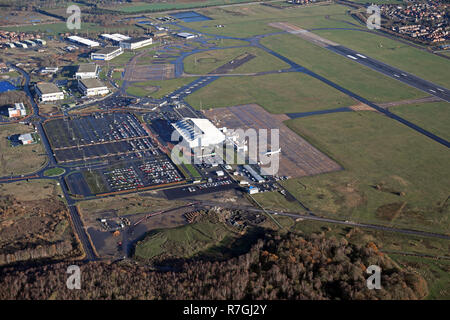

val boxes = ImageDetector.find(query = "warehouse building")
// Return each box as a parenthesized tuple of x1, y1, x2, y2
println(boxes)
(101, 33, 131, 44)
(172, 118, 225, 149)
(90, 46, 123, 61)
(67, 35, 100, 48)
(8, 102, 27, 118)
(119, 37, 153, 50)
(78, 78, 109, 97)
(75, 63, 98, 79)
(176, 32, 197, 40)
(35, 82, 64, 102)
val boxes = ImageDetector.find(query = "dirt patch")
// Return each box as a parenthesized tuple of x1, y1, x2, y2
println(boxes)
(376, 202, 407, 221)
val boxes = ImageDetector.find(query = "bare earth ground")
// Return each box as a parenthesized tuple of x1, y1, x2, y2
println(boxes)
(204, 103, 342, 178)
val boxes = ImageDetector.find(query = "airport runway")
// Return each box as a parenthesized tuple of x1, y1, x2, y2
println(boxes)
(326, 45, 450, 103)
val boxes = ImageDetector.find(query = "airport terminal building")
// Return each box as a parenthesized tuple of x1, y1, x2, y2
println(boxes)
(172, 118, 225, 149)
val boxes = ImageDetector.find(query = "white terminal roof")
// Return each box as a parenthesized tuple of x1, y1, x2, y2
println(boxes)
(172, 118, 225, 148)
(101, 33, 131, 42)
(68, 35, 100, 47)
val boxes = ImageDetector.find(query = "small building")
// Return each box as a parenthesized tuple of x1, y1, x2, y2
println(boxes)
(78, 78, 109, 97)
(35, 82, 64, 102)
(176, 32, 197, 40)
(90, 46, 123, 61)
(14, 42, 27, 48)
(150, 30, 168, 38)
(18, 133, 34, 145)
(75, 63, 98, 79)
(8, 102, 27, 118)
(34, 39, 46, 46)
(40, 67, 59, 75)
(119, 37, 153, 50)
(247, 186, 259, 194)
(216, 170, 224, 177)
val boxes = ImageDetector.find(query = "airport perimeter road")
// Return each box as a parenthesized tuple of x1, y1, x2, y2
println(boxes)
(194, 200, 450, 241)
(326, 45, 450, 102)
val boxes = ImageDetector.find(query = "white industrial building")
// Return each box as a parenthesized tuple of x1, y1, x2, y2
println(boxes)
(8, 103, 27, 118)
(177, 32, 197, 40)
(101, 33, 131, 43)
(78, 78, 109, 97)
(35, 82, 64, 102)
(172, 118, 225, 149)
(119, 37, 153, 50)
(67, 35, 100, 48)
(75, 63, 98, 79)
(19, 133, 34, 145)
(90, 46, 123, 61)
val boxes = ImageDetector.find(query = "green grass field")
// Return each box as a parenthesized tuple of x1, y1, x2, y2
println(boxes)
(283, 111, 450, 233)
(134, 213, 235, 260)
(390, 102, 450, 142)
(184, 46, 289, 74)
(261, 34, 429, 103)
(186, 72, 356, 113)
(111, 0, 255, 13)
(313, 29, 450, 88)
(181, 3, 362, 38)
(0, 124, 47, 177)
(43, 167, 66, 177)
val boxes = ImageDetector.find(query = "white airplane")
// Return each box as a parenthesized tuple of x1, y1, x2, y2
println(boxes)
(264, 148, 281, 155)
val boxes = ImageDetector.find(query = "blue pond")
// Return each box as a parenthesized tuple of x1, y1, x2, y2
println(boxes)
(0, 81, 17, 94)
(170, 11, 212, 22)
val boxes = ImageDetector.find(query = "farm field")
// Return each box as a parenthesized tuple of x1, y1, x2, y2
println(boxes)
(186, 72, 356, 113)
(283, 111, 450, 234)
(261, 34, 429, 103)
(183, 46, 290, 74)
(0, 123, 47, 176)
(390, 102, 450, 142)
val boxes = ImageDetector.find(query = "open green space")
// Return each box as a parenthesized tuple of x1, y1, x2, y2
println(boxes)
(0, 123, 47, 177)
(127, 77, 198, 99)
(183, 46, 290, 74)
(390, 254, 450, 300)
(283, 111, 450, 234)
(111, 0, 255, 13)
(43, 167, 66, 177)
(186, 72, 356, 113)
(261, 34, 429, 103)
(182, 3, 362, 38)
(390, 102, 450, 142)
(313, 29, 450, 88)
(134, 212, 237, 260)
(184, 163, 202, 179)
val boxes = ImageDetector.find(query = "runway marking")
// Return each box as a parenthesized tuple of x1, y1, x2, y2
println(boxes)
(347, 55, 358, 60)
(356, 53, 367, 59)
